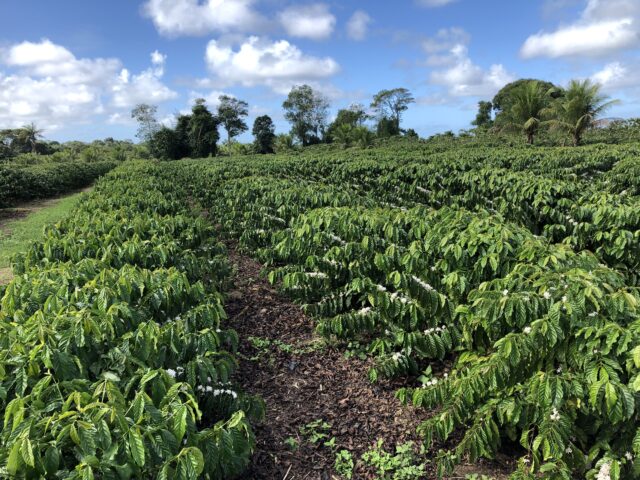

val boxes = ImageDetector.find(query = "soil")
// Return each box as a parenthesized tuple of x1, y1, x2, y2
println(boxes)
(0, 186, 92, 233)
(225, 244, 514, 480)
(0, 268, 13, 285)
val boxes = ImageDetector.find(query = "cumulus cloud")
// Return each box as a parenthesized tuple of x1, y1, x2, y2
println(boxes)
(521, 0, 640, 58)
(416, 0, 457, 7)
(111, 51, 177, 108)
(0, 39, 176, 130)
(204, 36, 339, 93)
(421, 27, 471, 66)
(419, 28, 513, 98)
(142, 0, 264, 36)
(591, 61, 640, 89)
(347, 10, 372, 41)
(278, 4, 336, 40)
(429, 44, 514, 97)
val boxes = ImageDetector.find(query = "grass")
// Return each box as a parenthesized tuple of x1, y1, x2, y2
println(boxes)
(0, 192, 84, 271)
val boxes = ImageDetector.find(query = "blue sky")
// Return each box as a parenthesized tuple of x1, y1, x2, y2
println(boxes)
(0, 0, 639, 142)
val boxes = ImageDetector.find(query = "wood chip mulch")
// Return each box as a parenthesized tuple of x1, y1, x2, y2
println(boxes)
(225, 244, 514, 480)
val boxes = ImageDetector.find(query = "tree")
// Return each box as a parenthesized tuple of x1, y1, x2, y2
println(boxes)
(404, 128, 419, 139)
(149, 127, 182, 160)
(217, 95, 249, 145)
(496, 81, 550, 144)
(188, 99, 220, 157)
(16, 123, 44, 154)
(131, 104, 160, 143)
(252, 115, 276, 154)
(333, 124, 354, 148)
(326, 103, 370, 142)
(492, 79, 559, 114)
(545, 79, 618, 146)
(370, 88, 415, 132)
(376, 117, 400, 138)
(472, 101, 493, 128)
(274, 133, 295, 153)
(282, 85, 329, 146)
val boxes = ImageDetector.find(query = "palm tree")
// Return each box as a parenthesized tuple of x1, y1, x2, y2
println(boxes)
(333, 124, 354, 148)
(17, 123, 44, 153)
(545, 79, 618, 146)
(497, 81, 550, 145)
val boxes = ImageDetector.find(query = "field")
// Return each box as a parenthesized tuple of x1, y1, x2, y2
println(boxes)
(0, 139, 639, 479)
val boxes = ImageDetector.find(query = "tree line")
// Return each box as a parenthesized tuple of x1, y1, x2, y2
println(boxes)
(1, 77, 625, 163)
(471, 78, 618, 146)
(134, 85, 418, 160)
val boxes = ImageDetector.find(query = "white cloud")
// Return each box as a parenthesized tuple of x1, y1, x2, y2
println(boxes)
(416, 0, 457, 7)
(112, 50, 176, 108)
(142, 0, 264, 36)
(418, 28, 513, 98)
(205, 36, 339, 93)
(347, 10, 372, 41)
(591, 61, 640, 89)
(421, 27, 470, 59)
(278, 4, 336, 40)
(521, 0, 640, 58)
(430, 44, 514, 97)
(0, 39, 176, 130)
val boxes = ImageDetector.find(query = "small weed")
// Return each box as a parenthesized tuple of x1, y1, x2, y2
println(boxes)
(299, 419, 332, 445)
(362, 440, 426, 480)
(335, 449, 355, 479)
(248, 336, 324, 363)
(284, 436, 299, 451)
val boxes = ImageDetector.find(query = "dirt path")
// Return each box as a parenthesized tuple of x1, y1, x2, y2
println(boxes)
(227, 245, 432, 479)
(0, 186, 93, 233)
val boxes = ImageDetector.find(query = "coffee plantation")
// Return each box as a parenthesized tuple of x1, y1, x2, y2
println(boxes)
(1, 140, 639, 479)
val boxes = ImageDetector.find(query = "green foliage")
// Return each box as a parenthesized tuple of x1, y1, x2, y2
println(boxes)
(217, 95, 249, 145)
(147, 99, 220, 160)
(496, 81, 552, 144)
(252, 115, 276, 154)
(492, 79, 559, 114)
(371, 88, 415, 132)
(362, 440, 426, 480)
(283, 85, 330, 145)
(0, 161, 116, 208)
(545, 79, 618, 146)
(150, 127, 183, 160)
(175, 139, 640, 479)
(131, 104, 160, 143)
(335, 449, 355, 479)
(0, 162, 261, 478)
(472, 101, 493, 129)
(300, 419, 332, 445)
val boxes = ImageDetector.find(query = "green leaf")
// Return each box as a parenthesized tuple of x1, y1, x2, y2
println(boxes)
(128, 428, 146, 467)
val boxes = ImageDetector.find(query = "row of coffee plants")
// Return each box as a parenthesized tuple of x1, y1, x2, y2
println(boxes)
(0, 161, 117, 208)
(175, 142, 640, 479)
(219, 144, 640, 283)
(0, 163, 262, 479)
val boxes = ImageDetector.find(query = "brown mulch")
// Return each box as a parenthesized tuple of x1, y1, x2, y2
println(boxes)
(227, 246, 429, 480)
(225, 245, 515, 480)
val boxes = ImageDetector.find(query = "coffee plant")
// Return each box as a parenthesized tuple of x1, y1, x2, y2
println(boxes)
(175, 141, 640, 479)
(0, 163, 262, 479)
(0, 161, 116, 208)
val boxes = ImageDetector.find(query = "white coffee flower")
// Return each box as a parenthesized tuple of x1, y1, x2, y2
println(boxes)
(597, 462, 611, 480)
